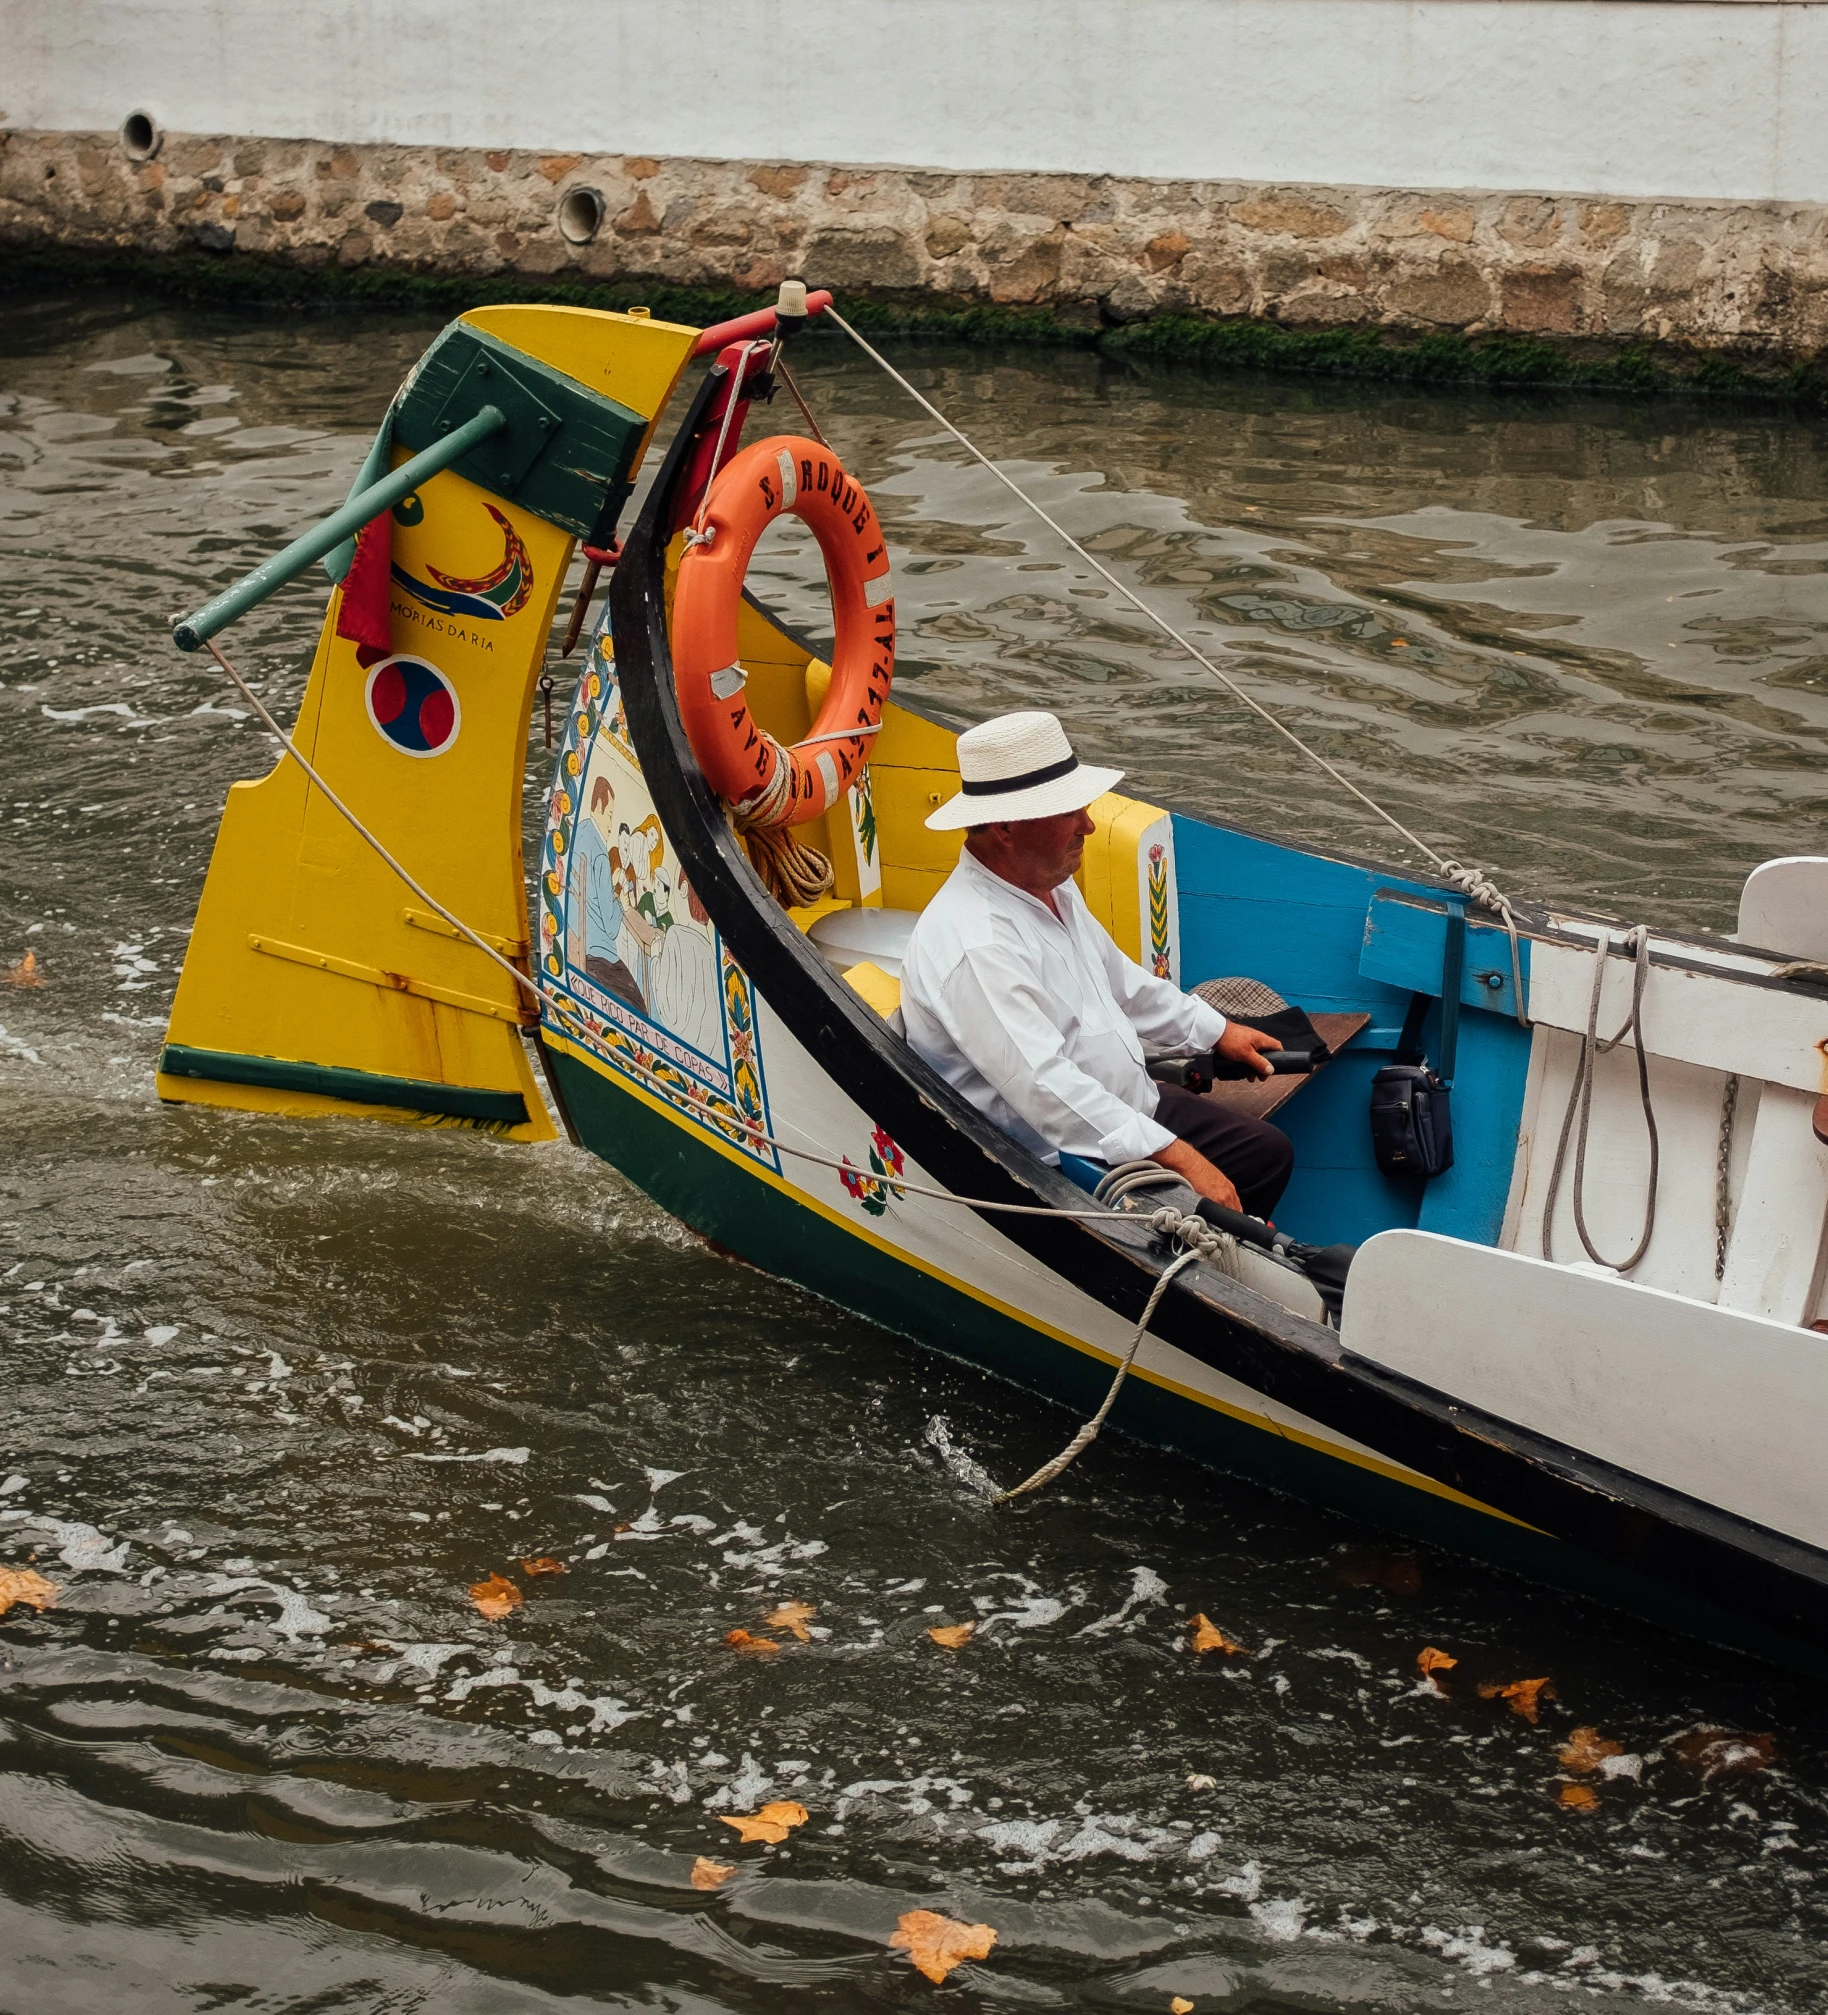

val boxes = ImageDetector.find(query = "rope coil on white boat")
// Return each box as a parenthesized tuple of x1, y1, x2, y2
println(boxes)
(1541, 926, 1661, 1275)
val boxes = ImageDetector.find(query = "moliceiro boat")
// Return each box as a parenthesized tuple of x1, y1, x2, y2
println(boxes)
(160, 294, 1828, 1673)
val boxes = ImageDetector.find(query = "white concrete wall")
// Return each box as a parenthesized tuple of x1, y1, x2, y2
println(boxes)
(6, 0, 1827, 204)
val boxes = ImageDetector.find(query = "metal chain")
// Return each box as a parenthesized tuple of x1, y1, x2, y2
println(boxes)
(1714, 1073, 1739, 1281)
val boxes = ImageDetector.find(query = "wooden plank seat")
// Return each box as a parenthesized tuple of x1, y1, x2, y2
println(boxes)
(1195, 1011, 1371, 1123)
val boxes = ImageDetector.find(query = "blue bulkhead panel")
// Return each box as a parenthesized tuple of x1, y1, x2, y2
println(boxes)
(1168, 816, 1532, 1251)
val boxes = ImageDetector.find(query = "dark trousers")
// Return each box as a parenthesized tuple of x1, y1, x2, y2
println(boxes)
(1151, 1083, 1295, 1220)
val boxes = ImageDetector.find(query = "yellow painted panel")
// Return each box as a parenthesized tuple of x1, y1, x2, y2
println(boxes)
(843, 960, 902, 1019)
(873, 768, 967, 882)
(1075, 789, 1168, 962)
(737, 594, 816, 669)
(460, 304, 698, 475)
(881, 866, 956, 913)
(874, 700, 960, 769)
(785, 896, 850, 932)
(162, 434, 578, 1141)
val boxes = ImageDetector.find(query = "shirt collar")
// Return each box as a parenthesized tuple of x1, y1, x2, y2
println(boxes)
(957, 844, 1074, 927)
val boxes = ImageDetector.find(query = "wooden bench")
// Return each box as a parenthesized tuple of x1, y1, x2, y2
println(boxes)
(1197, 1011, 1371, 1123)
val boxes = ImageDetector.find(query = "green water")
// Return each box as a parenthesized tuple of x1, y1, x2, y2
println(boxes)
(2, 285, 1825, 2013)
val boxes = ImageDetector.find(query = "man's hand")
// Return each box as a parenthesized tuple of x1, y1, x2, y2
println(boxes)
(1215, 1020, 1279, 1079)
(1150, 1137, 1243, 1213)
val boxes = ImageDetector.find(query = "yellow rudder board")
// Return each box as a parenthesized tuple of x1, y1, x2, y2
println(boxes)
(159, 304, 701, 1138)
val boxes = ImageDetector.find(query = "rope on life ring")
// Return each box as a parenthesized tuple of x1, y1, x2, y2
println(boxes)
(674, 435, 895, 907)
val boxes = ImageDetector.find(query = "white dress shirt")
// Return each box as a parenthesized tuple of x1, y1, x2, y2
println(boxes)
(899, 846, 1229, 1166)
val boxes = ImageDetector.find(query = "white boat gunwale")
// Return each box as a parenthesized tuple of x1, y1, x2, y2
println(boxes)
(593, 357, 1828, 1676)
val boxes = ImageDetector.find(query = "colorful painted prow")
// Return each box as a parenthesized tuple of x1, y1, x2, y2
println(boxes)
(157, 304, 700, 1135)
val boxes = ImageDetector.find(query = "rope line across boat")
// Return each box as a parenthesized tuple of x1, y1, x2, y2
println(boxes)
(200, 633, 1232, 1499)
(824, 307, 1533, 1028)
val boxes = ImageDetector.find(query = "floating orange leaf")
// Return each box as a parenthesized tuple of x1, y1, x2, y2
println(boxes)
(765, 1600, 815, 1641)
(1417, 1646, 1457, 1675)
(1559, 1726, 1623, 1775)
(0, 1567, 57, 1616)
(719, 1800, 808, 1845)
(1171, 2000, 1196, 2014)
(725, 1628, 780, 1657)
(690, 1855, 736, 1890)
(1558, 1781, 1599, 1810)
(1479, 1676, 1553, 1723)
(467, 1572, 522, 1620)
(1189, 1613, 1248, 1656)
(2, 950, 43, 988)
(519, 1556, 567, 1578)
(890, 1908, 998, 1984)
(1670, 1727, 1775, 1780)
(927, 1621, 975, 1650)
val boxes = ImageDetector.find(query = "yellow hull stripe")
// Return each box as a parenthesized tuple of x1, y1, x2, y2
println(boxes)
(545, 1027, 1530, 1528)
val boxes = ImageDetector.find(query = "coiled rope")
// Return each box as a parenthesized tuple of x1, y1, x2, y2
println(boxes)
(825, 308, 1532, 1026)
(726, 727, 837, 908)
(200, 635, 1228, 1500)
(1540, 926, 1660, 1274)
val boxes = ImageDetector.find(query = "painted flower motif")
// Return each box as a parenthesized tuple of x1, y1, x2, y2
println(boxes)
(841, 1125, 907, 1216)
(1149, 842, 1164, 864)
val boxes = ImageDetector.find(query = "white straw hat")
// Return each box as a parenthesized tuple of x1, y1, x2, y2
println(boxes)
(925, 711, 1123, 830)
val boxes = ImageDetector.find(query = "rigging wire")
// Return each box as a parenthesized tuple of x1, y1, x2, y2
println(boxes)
(198, 633, 1234, 1502)
(823, 306, 1532, 1026)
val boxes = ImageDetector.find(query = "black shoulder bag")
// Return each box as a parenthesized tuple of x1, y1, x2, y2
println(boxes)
(1368, 902, 1463, 1180)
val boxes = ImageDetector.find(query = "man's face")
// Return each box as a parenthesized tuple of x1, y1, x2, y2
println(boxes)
(1005, 806, 1095, 889)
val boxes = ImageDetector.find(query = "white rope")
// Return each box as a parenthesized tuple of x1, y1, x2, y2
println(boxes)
(827, 310, 1448, 864)
(201, 635, 1214, 1243)
(824, 308, 1536, 1023)
(685, 338, 769, 547)
(993, 1243, 1206, 1502)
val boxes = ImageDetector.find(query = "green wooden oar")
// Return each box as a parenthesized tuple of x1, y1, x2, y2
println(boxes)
(170, 404, 506, 652)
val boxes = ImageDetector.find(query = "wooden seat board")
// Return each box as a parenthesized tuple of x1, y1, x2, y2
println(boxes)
(1196, 1012, 1370, 1122)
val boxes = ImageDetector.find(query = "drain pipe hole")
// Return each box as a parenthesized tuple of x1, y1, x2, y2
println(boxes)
(557, 186, 605, 246)
(121, 110, 163, 162)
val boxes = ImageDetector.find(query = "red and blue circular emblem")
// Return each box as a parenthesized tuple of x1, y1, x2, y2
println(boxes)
(364, 654, 460, 757)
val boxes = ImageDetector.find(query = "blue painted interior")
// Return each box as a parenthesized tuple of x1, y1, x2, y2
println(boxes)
(1170, 815, 1533, 1250)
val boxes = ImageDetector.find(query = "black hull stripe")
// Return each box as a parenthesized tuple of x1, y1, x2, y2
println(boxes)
(606, 377, 1828, 1673)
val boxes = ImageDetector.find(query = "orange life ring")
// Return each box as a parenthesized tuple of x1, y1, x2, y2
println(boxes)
(674, 435, 894, 827)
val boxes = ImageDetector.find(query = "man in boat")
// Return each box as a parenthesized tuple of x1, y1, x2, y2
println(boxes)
(900, 711, 1293, 1218)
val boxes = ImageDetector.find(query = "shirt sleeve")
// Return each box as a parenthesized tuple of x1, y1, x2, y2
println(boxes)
(934, 942, 1177, 1164)
(1081, 902, 1230, 1055)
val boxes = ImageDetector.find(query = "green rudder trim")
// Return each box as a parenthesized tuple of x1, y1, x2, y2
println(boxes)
(159, 1043, 528, 1124)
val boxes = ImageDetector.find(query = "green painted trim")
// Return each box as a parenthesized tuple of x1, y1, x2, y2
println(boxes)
(159, 1043, 529, 1124)
(11, 245, 1828, 410)
(555, 1044, 1828, 1674)
(554, 1046, 1490, 1527)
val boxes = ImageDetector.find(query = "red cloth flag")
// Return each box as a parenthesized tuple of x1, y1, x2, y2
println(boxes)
(335, 512, 393, 654)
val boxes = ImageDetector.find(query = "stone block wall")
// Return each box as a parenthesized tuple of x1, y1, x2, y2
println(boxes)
(5, 128, 1828, 360)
